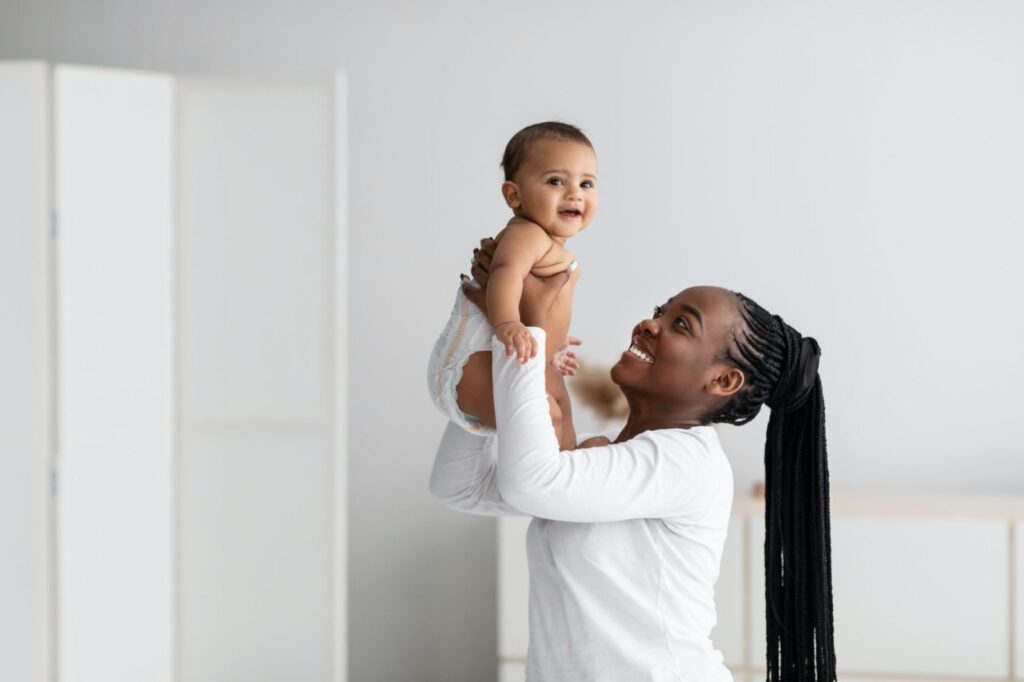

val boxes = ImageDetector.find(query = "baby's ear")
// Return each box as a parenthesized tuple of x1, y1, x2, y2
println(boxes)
(501, 181, 520, 210)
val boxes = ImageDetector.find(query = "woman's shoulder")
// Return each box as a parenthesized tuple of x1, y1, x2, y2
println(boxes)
(630, 426, 728, 474)
(636, 425, 721, 449)
(646, 427, 733, 521)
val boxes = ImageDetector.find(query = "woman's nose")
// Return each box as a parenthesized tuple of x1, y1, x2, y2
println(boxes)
(636, 317, 660, 337)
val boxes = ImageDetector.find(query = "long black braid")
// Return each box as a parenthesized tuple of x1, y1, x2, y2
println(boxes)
(706, 291, 837, 681)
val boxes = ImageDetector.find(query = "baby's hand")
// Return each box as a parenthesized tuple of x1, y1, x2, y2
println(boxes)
(551, 336, 582, 377)
(494, 321, 537, 363)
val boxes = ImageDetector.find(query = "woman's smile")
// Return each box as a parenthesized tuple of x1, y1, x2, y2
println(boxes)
(625, 335, 655, 363)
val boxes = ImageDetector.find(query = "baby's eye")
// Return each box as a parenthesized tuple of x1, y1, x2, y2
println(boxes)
(547, 177, 564, 186)
(581, 180, 595, 189)
(652, 305, 664, 318)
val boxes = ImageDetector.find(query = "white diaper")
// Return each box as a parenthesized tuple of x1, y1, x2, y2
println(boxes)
(427, 284, 496, 434)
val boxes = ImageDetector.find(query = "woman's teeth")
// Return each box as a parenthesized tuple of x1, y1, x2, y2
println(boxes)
(628, 344, 653, 363)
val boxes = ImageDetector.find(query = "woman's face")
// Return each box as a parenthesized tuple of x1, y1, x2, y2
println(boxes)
(610, 286, 744, 411)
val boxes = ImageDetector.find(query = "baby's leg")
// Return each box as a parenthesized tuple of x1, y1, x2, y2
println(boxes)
(455, 351, 496, 429)
(457, 352, 576, 449)
(546, 365, 577, 450)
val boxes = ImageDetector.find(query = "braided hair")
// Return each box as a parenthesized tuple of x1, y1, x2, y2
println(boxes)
(707, 291, 837, 681)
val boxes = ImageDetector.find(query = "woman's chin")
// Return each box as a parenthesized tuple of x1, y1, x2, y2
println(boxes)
(609, 360, 629, 386)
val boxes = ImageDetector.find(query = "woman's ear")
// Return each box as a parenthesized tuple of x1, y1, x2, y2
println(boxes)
(501, 181, 520, 210)
(708, 366, 744, 398)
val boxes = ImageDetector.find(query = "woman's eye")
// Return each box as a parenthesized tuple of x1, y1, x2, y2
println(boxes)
(674, 317, 689, 331)
(547, 177, 564, 186)
(652, 305, 664, 317)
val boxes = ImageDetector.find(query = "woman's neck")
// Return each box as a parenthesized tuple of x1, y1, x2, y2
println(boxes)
(614, 405, 704, 442)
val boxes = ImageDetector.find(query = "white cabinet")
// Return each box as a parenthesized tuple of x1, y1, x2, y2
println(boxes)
(499, 661, 527, 682)
(499, 516, 531, 664)
(1016, 522, 1023, 680)
(713, 516, 747, 667)
(750, 514, 1009, 678)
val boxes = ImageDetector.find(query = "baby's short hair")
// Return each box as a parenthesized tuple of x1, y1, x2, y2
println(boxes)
(501, 121, 593, 182)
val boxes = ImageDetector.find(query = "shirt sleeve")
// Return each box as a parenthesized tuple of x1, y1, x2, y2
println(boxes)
(493, 327, 722, 523)
(428, 420, 527, 517)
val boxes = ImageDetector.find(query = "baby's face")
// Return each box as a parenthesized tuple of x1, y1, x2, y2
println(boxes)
(508, 139, 598, 239)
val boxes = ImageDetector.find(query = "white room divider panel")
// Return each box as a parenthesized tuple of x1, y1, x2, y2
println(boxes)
(54, 65, 176, 682)
(176, 76, 339, 682)
(1, 60, 346, 682)
(0, 61, 54, 682)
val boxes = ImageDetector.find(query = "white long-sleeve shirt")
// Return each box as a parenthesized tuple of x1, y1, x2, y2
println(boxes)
(429, 328, 735, 682)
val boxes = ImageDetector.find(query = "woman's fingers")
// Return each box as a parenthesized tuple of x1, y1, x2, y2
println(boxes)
(462, 235, 495, 311)
(460, 274, 487, 312)
(469, 260, 488, 286)
(478, 237, 497, 260)
(470, 237, 495, 288)
(475, 239, 496, 269)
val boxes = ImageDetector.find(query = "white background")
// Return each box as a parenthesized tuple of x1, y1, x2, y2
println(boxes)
(2, 2, 1022, 681)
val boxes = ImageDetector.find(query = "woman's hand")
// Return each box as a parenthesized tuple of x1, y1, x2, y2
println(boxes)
(461, 236, 573, 327)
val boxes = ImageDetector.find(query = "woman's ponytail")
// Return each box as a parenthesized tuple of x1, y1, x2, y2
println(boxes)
(711, 294, 837, 681)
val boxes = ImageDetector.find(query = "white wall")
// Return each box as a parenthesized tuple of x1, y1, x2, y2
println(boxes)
(2, 3, 1022, 681)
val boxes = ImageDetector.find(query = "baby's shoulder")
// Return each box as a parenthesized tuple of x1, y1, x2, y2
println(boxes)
(495, 217, 552, 243)
(494, 218, 576, 274)
(493, 218, 558, 263)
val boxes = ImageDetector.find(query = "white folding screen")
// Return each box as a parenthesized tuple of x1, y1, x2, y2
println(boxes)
(0, 61, 346, 682)
(0, 61, 54, 682)
(54, 65, 176, 682)
(176, 76, 339, 682)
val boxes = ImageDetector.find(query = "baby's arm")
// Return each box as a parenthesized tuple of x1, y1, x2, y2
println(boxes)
(487, 222, 553, 362)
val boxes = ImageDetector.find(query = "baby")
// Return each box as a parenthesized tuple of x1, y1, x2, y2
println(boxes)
(427, 122, 598, 450)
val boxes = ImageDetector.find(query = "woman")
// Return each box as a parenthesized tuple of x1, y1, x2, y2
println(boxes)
(430, 241, 836, 682)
